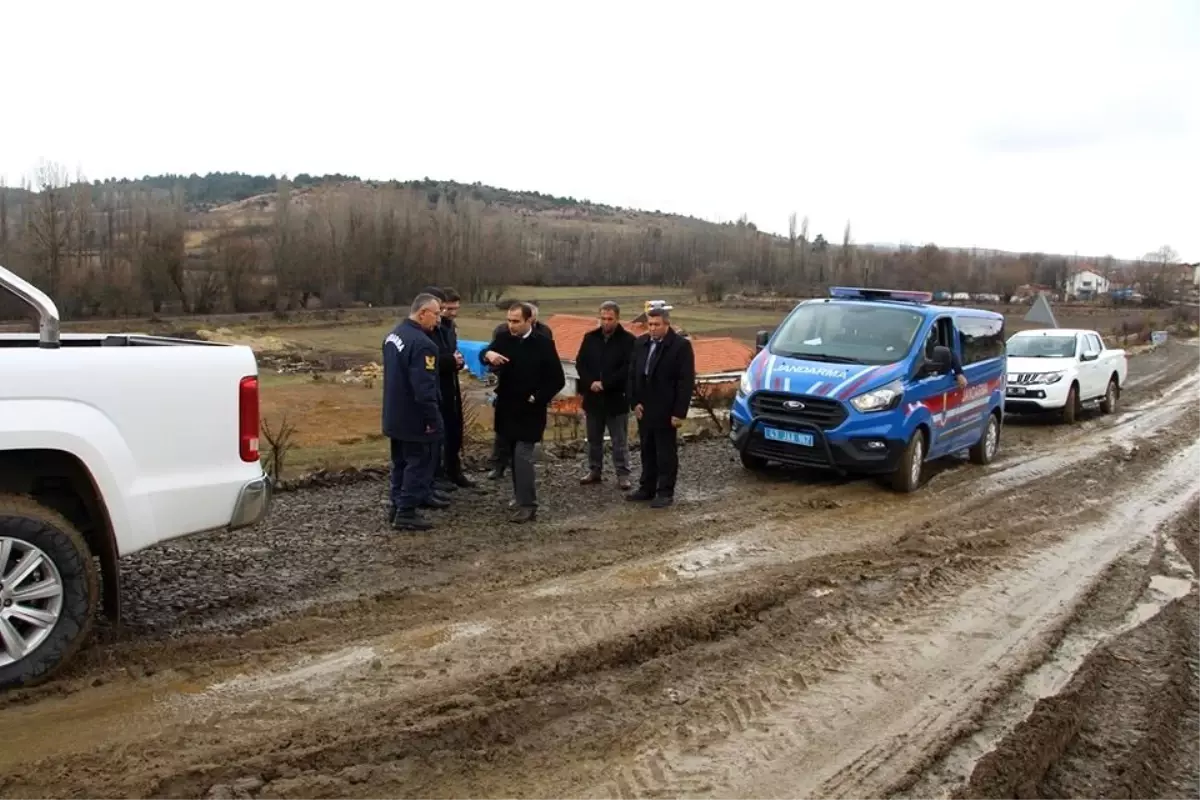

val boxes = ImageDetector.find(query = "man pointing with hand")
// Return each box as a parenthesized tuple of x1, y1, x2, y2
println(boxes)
(481, 302, 565, 523)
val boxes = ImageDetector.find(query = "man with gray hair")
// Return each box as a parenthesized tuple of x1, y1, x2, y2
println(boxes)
(575, 300, 637, 488)
(381, 293, 448, 531)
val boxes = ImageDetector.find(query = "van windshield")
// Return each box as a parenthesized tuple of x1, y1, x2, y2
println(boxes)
(770, 303, 924, 365)
(1007, 334, 1076, 358)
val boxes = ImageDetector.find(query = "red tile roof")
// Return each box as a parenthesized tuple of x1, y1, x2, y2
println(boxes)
(544, 314, 754, 377)
(690, 336, 756, 375)
(544, 314, 642, 364)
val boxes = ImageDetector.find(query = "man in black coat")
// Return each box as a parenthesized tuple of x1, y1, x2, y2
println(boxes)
(626, 307, 696, 508)
(486, 302, 553, 480)
(576, 300, 636, 489)
(421, 286, 476, 491)
(381, 293, 450, 531)
(480, 302, 565, 523)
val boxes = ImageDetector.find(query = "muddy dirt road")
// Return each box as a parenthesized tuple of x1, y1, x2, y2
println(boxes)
(2, 341, 1198, 799)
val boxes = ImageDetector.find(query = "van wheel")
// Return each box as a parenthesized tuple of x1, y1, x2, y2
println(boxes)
(970, 412, 1001, 465)
(740, 451, 770, 472)
(0, 495, 98, 691)
(1061, 383, 1080, 424)
(1099, 377, 1119, 415)
(891, 429, 927, 493)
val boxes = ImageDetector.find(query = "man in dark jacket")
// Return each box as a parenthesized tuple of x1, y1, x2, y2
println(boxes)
(626, 307, 696, 508)
(486, 303, 553, 480)
(481, 302, 565, 523)
(576, 300, 636, 489)
(422, 286, 476, 491)
(382, 293, 449, 531)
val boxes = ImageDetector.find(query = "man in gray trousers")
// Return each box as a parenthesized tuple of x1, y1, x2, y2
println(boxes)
(480, 302, 565, 523)
(575, 301, 637, 489)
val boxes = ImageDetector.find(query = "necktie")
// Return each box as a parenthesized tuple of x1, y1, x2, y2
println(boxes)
(645, 340, 657, 375)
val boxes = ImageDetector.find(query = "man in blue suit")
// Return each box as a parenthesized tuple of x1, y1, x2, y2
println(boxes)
(382, 293, 448, 531)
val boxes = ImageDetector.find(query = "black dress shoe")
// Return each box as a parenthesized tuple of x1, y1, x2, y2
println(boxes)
(450, 473, 477, 489)
(435, 479, 458, 493)
(625, 488, 654, 502)
(420, 495, 451, 510)
(392, 509, 433, 531)
(508, 506, 537, 524)
(650, 495, 675, 509)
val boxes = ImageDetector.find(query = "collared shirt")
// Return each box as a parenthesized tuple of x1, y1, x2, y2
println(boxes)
(645, 339, 658, 374)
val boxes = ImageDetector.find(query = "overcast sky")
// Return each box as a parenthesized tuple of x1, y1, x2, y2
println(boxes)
(4, 0, 1196, 261)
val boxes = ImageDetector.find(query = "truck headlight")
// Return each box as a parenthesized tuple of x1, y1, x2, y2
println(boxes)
(1031, 371, 1064, 384)
(850, 379, 903, 413)
(738, 370, 752, 397)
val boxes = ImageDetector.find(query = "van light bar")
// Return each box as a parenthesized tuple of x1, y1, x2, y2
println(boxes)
(829, 286, 934, 303)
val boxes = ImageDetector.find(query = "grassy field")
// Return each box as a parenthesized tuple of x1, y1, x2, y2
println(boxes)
(234, 290, 1191, 479)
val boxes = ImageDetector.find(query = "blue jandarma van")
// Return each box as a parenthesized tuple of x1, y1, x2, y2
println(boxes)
(729, 287, 1007, 492)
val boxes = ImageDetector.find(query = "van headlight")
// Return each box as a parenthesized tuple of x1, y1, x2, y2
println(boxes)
(850, 379, 903, 413)
(738, 370, 752, 397)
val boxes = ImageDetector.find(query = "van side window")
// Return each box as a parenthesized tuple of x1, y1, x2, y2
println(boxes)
(959, 317, 1005, 364)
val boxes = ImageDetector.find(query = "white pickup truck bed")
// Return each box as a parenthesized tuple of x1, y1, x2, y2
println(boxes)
(0, 266, 272, 689)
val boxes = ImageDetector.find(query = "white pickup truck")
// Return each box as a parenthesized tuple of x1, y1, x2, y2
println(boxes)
(0, 265, 273, 689)
(1003, 328, 1128, 423)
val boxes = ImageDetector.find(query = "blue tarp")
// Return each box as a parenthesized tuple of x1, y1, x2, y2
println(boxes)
(457, 339, 491, 381)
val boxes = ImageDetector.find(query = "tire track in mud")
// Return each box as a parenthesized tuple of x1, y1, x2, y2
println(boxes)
(579, 441, 1200, 800)
(974, 502, 1200, 800)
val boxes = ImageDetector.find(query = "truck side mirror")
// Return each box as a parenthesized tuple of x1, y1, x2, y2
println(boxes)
(754, 330, 770, 353)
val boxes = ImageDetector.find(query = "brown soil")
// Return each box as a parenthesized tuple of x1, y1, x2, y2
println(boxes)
(0, 341, 1196, 799)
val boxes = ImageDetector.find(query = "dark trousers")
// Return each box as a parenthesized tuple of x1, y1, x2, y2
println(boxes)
(637, 423, 679, 497)
(586, 411, 630, 476)
(436, 405, 464, 479)
(390, 438, 437, 510)
(491, 432, 511, 472)
(509, 440, 537, 508)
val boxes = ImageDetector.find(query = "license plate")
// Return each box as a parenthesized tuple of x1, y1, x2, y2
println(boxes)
(1007, 387, 1026, 396)
(763, 426, 814, 447)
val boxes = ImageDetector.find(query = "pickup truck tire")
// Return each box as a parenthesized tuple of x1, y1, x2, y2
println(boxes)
(1099, 376, 1119, 415)
(0, 495, 99, 690)
(891, 428, 926, 493)
(1061, 383, 1080, 425)
(969, 411, 1001, 465)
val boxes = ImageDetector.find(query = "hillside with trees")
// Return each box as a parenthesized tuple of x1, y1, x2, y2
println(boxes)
(0, 162, 1184, 320)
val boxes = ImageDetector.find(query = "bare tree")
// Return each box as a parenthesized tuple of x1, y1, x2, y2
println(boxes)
(25, 160, 73, 297)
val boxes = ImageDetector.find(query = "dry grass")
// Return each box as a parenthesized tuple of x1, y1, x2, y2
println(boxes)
(257, 371, 498, 478)
(258, 372, 389, 477)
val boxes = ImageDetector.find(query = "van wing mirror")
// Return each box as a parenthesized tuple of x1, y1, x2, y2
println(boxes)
(754, 330, 770, 353)
(924, 345, 953, 375)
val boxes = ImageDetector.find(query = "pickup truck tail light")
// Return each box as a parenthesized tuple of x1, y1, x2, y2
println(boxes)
(239, 376, 260, 462)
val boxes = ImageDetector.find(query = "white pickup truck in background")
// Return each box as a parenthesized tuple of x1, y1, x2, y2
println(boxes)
(0, 265, 273, 689)
(1003, 328, 1128, 423)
